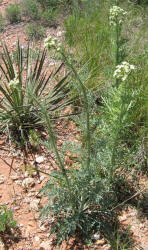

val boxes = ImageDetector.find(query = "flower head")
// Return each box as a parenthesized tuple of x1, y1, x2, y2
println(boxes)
(113, 61, 135, 81)
(9, 77, 19, 89)
(109, 6, 127, 26)
(44, 36, 58, 50)
(44, 36, 60, 51)
(44, 36, 62, 52)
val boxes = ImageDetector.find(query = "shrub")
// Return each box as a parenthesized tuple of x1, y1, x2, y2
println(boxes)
(37, 0, 75, 10)
(25, 23, 45, 40)
(5, 4, 21, 24)
(41, 8, 57, 27)
(37, 0, 60, 9)
(21, 0, 40, 20)
(0, 206, 17, 233)
(0, 42, 71, 149)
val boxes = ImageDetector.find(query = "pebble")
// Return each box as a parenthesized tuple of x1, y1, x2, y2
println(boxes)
(39, 241, 52, 250)
(93, 233, 101, 240)
(120, 216, 127, 222)
(24, 171, 29, 178)
(0, 175, 6, 184)
(13, 206, 20, 211)
(96, 238, 105, 245)
(44, 166, 50, 170)
(18, 223, 24, 227)
(10, 174, 19, 180)
(35, 236, 40, 242)
(15, 180, 22, 186)
(36, 156, 45, 164)
(22, 178, 35, 188)
(40, 176, 45, 182)
(30, 199, 39, 210)
(23, 197, 31, 204)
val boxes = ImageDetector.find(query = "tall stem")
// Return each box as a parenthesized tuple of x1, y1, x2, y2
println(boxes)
(62, 53, 91, 169)
(42, 105, 70, 187)
(115, 20, 120, 87)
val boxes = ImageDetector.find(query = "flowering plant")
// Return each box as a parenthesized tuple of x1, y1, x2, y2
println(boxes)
(113, 61, 135, 81)
(9, 75, 19, 89)
(44, 36, 62, 51)
(109, 5, 127, 26)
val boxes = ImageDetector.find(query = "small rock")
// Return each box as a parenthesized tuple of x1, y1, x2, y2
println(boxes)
(0, 240, 5, 250)
(18, 223, 24, 227)
(13, 206, 20, 211)
(120, 216, 127, 222)
(22, 178, 35, 188)
(10, 174, 19, 181)
(44, 166, 50, 170)
(15, 180, 22, 186)
(18, 247, 23, 250)
(39, 225, 47, 232)
(3, 202, 9, 205)
(23, 197, 31, 204)
(27, 192, 34, 197)
(40, 176, 45, 182)
(36, 156, 44, 164)
(32, 171, 38, 177)
(128, 211, 137, 217)
(0, 175, 6, 184)
(93, 233, 101, 240)
(24, 171, 29, 178)
(96, 238, 105, 245)
(30, 199, 39, 210)
(39, 241, 51, 250)
(35, 236, 40, 242)
(57, 31, 63, 37)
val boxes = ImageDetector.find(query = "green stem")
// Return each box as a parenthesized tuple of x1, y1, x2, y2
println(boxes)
(116, 23, 119, 66)
(62, 52, 91, 169)
(41, 105, 70, 188)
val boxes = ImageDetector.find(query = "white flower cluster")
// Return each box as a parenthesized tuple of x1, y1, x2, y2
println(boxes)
(9, 76, 19, 89)
(44, 36, 61, 51)
(109, 6, 127, 26)
(113, 61, 135, 81)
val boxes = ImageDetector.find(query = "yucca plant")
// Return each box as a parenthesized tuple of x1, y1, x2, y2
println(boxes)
(0, 41, 72, 148)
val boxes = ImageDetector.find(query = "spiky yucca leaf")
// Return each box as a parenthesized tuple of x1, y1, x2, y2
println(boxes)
(0, 41, 72, 147)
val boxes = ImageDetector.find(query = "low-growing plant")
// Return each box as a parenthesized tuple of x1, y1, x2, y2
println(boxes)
(25, 23, 45, 40)
(41, 8, 57, 27)
(0, 206, 17, 233)
(21, 0, 40, 20)
(5, 4, 21, 24)
(0, 41, 72, 149)
(0, 13, 4, 32)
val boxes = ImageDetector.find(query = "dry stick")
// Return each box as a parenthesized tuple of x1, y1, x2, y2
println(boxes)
(111, 187, 147, 211)
(0, 156, 16, 174)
